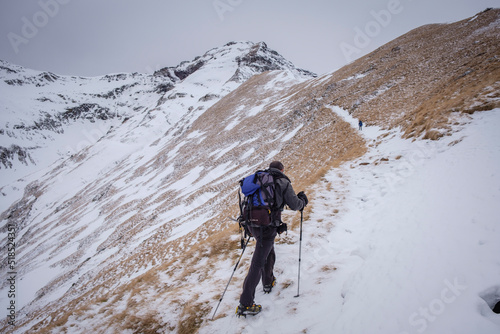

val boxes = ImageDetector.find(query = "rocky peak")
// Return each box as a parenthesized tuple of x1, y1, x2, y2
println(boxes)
(231, 41, 316, 81)
(153, 41, 316, 83)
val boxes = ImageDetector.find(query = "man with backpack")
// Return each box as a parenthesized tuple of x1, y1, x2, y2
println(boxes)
(236, 161, 308, 317)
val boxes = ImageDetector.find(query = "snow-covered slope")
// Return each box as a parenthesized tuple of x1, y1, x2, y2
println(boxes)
(203, 106, 500, 334)
(1, 9, 499, 334)
(0, 41, 317, 333)
(0, 41, 314, 185)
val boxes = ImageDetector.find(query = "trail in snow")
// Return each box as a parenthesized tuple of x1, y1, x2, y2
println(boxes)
(202, 108, 500, 334)
(328, 105, 384, 141)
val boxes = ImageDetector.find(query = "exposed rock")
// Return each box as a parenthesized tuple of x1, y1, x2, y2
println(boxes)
(0, 145, 35, 168)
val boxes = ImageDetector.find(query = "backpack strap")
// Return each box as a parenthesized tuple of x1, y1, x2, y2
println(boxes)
(255, 171, 274, 208)
(266, 169, 292, 226)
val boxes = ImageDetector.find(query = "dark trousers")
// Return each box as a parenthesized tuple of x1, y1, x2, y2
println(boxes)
(239, 226, 277, 306)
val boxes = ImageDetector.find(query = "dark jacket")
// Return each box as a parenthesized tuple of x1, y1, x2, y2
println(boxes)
(269, 168, 305, 212)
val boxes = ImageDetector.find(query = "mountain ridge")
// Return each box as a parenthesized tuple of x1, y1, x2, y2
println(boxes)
(316, 7, 500, 139)
(0, 41, 314, 185)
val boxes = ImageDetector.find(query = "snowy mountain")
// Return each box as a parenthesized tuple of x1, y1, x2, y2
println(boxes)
(0, 41, 314, 183)
(1, 9, 500, 334)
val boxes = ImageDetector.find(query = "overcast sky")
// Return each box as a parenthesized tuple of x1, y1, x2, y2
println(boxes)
(0, 0, 498, 77)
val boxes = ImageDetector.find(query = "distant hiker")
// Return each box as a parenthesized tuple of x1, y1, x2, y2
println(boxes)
(359, 120, 363, 130)
(236, 161, 308, 317)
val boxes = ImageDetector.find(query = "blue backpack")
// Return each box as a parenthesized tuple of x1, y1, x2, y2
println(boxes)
(238, 170, 278, 230)
(240, 170, 276, 208)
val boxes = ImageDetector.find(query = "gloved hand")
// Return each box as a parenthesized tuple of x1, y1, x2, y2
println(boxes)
(277, 223, 288, 235)
(297, 191, 308, 207)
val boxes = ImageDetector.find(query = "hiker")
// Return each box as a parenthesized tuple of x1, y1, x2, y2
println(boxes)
(236, 161, 308, 316)
(359, 120, 363, 130)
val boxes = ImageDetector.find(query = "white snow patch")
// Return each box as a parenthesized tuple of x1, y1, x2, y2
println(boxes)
(281, 124, 303, 142)
(241, 148, 255, 160)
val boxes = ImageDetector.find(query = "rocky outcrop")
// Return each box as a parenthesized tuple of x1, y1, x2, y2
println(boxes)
(234, 42, 316, 79)
(0, 145, 35, 169)
(153, 41, 316, 84)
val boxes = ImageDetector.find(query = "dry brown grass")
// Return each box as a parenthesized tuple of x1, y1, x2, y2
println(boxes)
(321, 265, 338, 272)
(119, 312, 169, 334)
(281, 279, 294, 290)
(313, 8, 500, 139)
(177, 296, 211, 334)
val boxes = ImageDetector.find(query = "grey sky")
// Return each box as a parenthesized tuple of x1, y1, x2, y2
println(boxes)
(0, 0, 498, 76)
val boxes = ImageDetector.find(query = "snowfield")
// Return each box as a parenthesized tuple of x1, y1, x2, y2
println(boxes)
(202, 108, 500, 334)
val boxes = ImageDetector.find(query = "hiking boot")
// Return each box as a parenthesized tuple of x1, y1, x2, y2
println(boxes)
(263, 276, 276, 294)
(235, 303, 262, 317)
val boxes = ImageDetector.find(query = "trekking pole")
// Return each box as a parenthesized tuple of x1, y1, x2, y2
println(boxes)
(211, 235, 251, 320)
(294, 209, 304, 298)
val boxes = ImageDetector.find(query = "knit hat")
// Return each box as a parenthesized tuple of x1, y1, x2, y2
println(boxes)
(269, 161, 284, 171)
